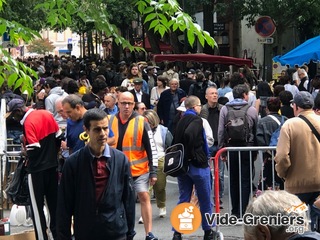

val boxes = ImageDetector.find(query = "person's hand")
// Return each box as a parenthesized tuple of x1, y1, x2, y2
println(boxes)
(221, 155, 227, 162)
(127, 235, 134, 240)
(37, 90, 45, 100)
(61, 141, 68, 151)
(149, 177, 157, 186)
(127, 231, 136, 240)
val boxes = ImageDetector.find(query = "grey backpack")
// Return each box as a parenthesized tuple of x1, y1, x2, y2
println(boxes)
(224, 104, 250, 144)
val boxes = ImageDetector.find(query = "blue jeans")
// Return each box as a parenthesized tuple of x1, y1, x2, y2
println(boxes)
(7, 130, 22, 176)
(177, 164, 213, 230)
(209, 145, 224, 199)
(7, 130, 22, 145)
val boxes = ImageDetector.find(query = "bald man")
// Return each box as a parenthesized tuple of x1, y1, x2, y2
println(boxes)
(109, 92, 159, 240)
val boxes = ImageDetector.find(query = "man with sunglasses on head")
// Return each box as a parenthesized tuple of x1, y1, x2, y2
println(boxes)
(109, 91, 159, 240)
(275, 91, 320, 232)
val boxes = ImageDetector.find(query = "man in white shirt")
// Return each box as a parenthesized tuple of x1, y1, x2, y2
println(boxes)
(225, 72, 256, 107)
(129, 78, 151, 109)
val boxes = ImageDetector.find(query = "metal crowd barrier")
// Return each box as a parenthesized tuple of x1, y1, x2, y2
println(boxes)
(213, 146, 277, 222)
(2, 139, 22, 216)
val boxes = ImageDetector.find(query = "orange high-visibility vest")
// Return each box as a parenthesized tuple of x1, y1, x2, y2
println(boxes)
(109, 115, 149, 177)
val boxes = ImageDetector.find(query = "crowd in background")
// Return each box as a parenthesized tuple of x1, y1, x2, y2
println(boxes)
(2, 54, 320, 240)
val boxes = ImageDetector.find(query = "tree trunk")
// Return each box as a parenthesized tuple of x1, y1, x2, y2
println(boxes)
(169, 32, 183, 53)
(203, 2, 214, 54)
(82, 33, 86, 57)
(144, 17, 161, 54)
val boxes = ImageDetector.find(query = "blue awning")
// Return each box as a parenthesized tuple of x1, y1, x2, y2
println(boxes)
(58, 49, 71, 53)
(273, 35, 320, 67)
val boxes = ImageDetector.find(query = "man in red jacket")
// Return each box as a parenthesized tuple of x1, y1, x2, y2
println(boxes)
(7, 99, 63, 240)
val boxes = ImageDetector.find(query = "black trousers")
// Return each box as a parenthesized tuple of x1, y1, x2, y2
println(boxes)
(229, 151, 254, 217)
(28, 167, 58, 240)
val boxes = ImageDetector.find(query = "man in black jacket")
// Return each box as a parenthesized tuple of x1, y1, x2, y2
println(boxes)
(172, 96, 215, 240)
(57, 108, 136, 240)
(129, 78, 151, 109)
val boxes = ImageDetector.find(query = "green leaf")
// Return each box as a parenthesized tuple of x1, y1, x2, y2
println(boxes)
(57, 0, 63, 8)
(19, 71, 27, 81)
(187, 30, 195, 46)
(204, 31, 217, 47)
(29, 69, 38, 79)
(14, 78, 24, 91)
(198, 33, 205, 47)
(154, 24, 160, 33)
(18, 62, 27, 72)
(0, 75, 4, 87)
(136, 1, 147, 14)
(8, 72, 18, 87)
(172, 23, 178, 31)
(144, 13, 157, 23)
(149, 19, 159, 30)
(158, 25, 166, 37)
(167, 20, 174, 28)
(50, 1, 56, 9)
(9, 58, 18, 67)
(144, 7, 154, 14)
(0, 24, 6, 35)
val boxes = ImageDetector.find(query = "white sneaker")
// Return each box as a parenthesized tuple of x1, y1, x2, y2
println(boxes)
(159, 207, 166, 218)
(138, 216, 143, 224)
(23, 217, 33, 227)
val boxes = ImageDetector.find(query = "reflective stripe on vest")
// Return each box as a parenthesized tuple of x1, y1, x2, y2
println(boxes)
(109, 115, 149, 177)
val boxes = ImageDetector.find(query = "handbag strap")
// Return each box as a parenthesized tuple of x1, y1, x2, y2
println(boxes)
(268, 115, 281, 126)
(299, 115, 320, 142)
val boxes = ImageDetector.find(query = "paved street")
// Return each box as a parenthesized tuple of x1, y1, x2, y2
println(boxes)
(8, 175, 246, 240)
(133, 176, 245, 240)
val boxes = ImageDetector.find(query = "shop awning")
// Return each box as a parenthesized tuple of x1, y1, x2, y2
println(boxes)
(135, 37, 173, 52)
(153, 53, 253, 67)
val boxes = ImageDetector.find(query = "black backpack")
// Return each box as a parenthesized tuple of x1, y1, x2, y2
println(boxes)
(6, 156, 30, 206)
(163, 143, 186, 177)
(224, 104, 250, 145)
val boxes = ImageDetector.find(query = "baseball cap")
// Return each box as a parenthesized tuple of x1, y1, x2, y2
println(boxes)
(176, 101, 186, 112)
(146, 65, 156, 70)
(44, 77, 58, 88)
(133, 78, 143, 84)
(34, 78, 45, 87)
(5, 99, 25, 118)
(290, 91, 314, 109)
(188, 69, 195, 74)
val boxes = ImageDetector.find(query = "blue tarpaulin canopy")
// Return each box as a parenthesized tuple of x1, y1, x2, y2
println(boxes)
(273, 35, 320, 67)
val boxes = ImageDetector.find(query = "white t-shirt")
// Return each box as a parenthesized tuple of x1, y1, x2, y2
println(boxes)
(284, 84, 299, 97)
(225, 91, 256, 107)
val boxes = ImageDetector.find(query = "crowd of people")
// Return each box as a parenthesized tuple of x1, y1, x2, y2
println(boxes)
(2, 54, 320, 240)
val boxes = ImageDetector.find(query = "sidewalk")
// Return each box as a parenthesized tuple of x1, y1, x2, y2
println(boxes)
(2, 209, 34, 235)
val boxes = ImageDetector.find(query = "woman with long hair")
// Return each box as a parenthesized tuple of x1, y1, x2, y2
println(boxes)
(121, 63, 142, 91)
(150, 75, 169, 109)
(142, 110, 173, 218)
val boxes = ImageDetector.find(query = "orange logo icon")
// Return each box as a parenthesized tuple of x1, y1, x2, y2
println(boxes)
(170, 203, 202, 234)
